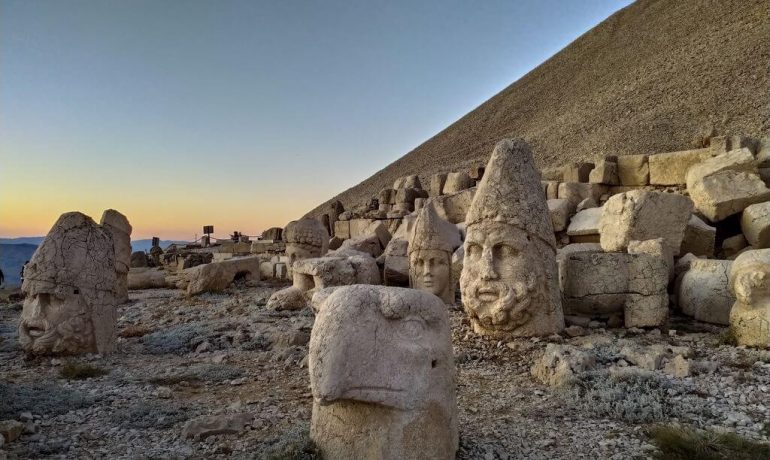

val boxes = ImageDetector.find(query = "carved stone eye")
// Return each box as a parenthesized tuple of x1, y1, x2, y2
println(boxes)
(397, 318, 425, 341)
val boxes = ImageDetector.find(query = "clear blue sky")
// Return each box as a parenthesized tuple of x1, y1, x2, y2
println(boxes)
(1, 0, 633, 240)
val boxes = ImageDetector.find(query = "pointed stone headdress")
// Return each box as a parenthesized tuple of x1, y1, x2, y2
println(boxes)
(465, 139, 556, 251)
(408, 202, 462, 255)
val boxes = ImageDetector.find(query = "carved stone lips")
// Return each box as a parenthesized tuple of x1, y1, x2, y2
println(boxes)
(318, 386, 407, 409)
(476, 286, 499, 302)
(21, 319, 47, 338)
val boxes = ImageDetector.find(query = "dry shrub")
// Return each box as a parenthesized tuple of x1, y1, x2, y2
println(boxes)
(648, 424, 770, 460)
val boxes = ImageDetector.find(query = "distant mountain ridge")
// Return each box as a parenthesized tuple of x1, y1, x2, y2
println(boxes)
(306, 0, 769, 217)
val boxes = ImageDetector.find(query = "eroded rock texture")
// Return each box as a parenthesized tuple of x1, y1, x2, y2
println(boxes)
(19, 212, 119, 355)
(309, 285, 457, 460)
(460, 139, 564, 338)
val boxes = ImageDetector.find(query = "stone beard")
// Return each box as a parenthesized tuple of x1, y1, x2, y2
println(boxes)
(409, 249, 453, 304)
(460, 221, 562, 338)
(19, 287, 105, 355)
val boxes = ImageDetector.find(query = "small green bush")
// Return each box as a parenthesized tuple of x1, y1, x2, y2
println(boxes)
(648, 424, 770, 460)
(59, 361, 109, 380)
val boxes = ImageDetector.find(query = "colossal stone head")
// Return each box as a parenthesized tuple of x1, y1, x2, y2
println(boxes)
(19, 212, 118, 355)
(460, 139, 564, 338)
(408, 203, 462, 304)
(284, 218, 329, 275)
(309, 285, 457, 459)
(729, 249, 770, 347)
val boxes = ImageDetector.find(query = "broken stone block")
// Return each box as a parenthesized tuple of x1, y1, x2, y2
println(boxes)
(617, 154, 649, 186)
(393, 175, 422, 190)
(648, 148, 713, 185)
(309, 286, 457, 459)
(0, 420, 24, 443)
(600, 190, 693, 255)
(382, 238, 409, 286)
(620, 344, 667, 370)
(130, 251, 149, 268)
(563, 162, 595, 183)
(468, 165, 485, 181)
(548, 198, 573, 232)
(663, 355, 691, 378)
(741, 202, 770, 248)
(576, 197, 598, 213)
(685, 149, 770, 221)
(678, 259, 733, 325)
(689, 171, 770, 222)
(378, 188, 397, 205)
(182, 413, 252, 440)
(541, 180, 559, 199)
(127, 267, 169, 290)
(710, 135, 729, 155)
(558, 182, 608, 208)
(530, 344, 596, 387)
(185, 256, 261, 295)
(722, 234, 748, 259)
(680, 214, 716, 257)
(429, 173, 447, 197)
(261, 227, 283, 241)
(566, 207, 602, 239)
(561, 251, 668, 327)
(588, 160, 619, 185)
(540, 166, 563, 181)
(429, 187, 476, 224)
(442, 171, 473, 194)
(628, 238, 673, 281)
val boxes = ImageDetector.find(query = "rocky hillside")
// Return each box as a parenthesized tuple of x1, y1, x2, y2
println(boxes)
(307, 0, 769, 217)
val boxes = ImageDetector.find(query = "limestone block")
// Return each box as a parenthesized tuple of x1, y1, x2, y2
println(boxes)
(548, 199, 573, 232)
(250, 240, 286, 254)
(378, 203, 392, 213)
(648, 148, 713, 185)
(531, 344, 596, 387)
(566, 208, 602, 236)
(685, 148, 756, 189)
(710, 136, 729, 155)
(395, 187, 423, 206)
(540, 166, 563, 181)
(576, 197, 598, 213)
(617, 154, 649, 186)
(451, 245, 463, 292)
(364, 220, 392, 249)
(430, 173, 447, 197)
(690, 171, 770, 222)
(443, 172, 473, 194)
(556, 243, 603, 290)
(310, 286, 457, 459)
(628, 238, 673, 281)
(127, 267, 169, 290)
(599, 190, 693, 255)
(722, 234, 748, 259)
(561, 252, 668, 327)
(430, 187, 476, 224)
(379, 188, 397, 205)
(392, 203, 412, 213)
(678, 259, 733, 325)
(186, 256, 261, 295)
(267, 285, 306, 311)
(259, 260, 276, 279)
(741, 202, 770, 248)
(680, 214, 716, 257)
(382, 238, 409, 286)
(468, 165, 485, 181)
(261, 227, 283, 241)
(348, 219, 375, 238)
(729, 249, 770, 347)
(541, 180, 559, 199)
(588, 160, 619, 185)
(663, 355, 691, 378)
(275, 262, 288, 280)
(558, 182, 608, 208)
(393, 175, 422, 190)
(19, 211, 119, 356)
(563, 162, 595, 183)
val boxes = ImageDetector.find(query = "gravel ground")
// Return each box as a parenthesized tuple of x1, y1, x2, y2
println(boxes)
(1, 283, 769, 459)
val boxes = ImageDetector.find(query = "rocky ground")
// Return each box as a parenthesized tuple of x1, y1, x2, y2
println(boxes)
(1, 283, 770, 459)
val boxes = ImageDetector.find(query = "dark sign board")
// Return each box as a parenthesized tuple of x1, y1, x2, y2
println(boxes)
(203, 225, 214, 235)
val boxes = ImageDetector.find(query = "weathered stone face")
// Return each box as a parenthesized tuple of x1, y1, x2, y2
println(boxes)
(460, 139, 563, 338)
(410, 249, 452, 304)
(309, 285, 457, 460)
(284, 218, 329, 276)
(461, 221, 561, 337)
(729, 249, 770, 347)
(19, 212, 118, 355)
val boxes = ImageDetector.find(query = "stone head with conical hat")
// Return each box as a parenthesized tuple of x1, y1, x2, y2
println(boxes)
(408, 202, 462, 304)
(460, 139, 564, 338)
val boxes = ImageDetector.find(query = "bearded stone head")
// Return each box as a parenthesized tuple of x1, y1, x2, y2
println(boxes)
(459, 139, 564, 338)
(19, 212, 118, 355)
